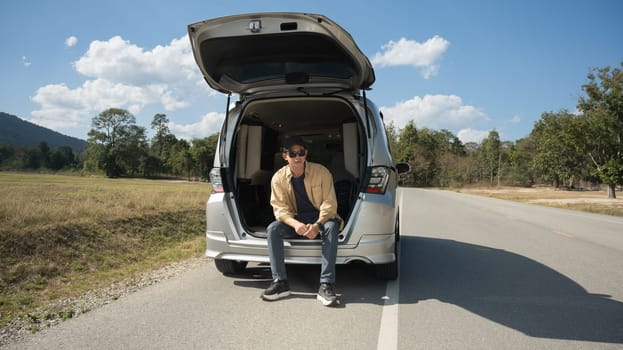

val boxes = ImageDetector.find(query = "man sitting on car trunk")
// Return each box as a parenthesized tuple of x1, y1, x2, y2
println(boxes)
(261, 136, 341, 306)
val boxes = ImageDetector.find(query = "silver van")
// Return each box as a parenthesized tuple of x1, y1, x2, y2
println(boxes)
(188, 12, 410, 279)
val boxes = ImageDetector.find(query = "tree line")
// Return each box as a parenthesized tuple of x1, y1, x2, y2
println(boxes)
(1, 62, 621, 197)
(82, 109, 218, 180)
(387, 62, 623, 198)
(0, 142, 77, 170)
(0, 110, 218, 181)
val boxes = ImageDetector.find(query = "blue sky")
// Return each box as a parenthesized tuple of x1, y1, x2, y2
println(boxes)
(1, 0, 622, 144)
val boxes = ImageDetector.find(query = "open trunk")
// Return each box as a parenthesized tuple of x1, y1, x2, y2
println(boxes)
(229, 96, 367, 235)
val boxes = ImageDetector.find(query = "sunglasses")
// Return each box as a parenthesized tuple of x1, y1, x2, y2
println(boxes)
(287, 149, 307, 158)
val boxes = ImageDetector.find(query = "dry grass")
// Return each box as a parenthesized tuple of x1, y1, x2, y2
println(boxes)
(0, 172, 212, 327)
(456, 186, 623, 217)
(0, 173, 208, 228)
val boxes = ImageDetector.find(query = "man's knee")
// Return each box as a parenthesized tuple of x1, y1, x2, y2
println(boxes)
(267, 221, 295, 239)
(267, 220, 282, 232)
(267, 221, 285, 237)
(325, 219, 339, 232)
(323, 219, 339, 239)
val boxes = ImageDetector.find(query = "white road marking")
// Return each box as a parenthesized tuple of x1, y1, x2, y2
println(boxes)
(552, 229, 575, 238)
(376, 243, 400, 350)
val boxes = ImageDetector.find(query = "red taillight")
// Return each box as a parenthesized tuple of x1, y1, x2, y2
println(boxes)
(366, 166, 390, 194)
(209, 168, 224, 193)
(366, 187, 383, 193)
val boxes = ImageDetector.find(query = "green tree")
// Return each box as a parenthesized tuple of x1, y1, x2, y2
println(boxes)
(38, 142, 50, 168)
(0, 144, 15, 166)
(24, 147, 42, 169)
(151, 113, 171, 158)
(385, 121, 416, 186)
(117, 124, 148, 176)
(384, 121, 400, 161)
(150, 113, 180, 175)
(190, 133, 218, 180)
(141, 154, 163, 178)
(481, 130, 501, 185)
(531, 111, 587, 188)
(409, 128, 459, 186)
(448, 133, 466, 157)
(411, 128, 439, 186)
(49, 146, 75, 170)
(168, 139, 191, 178)
(397, 121, 418, 163)
(460, 142, 482, 185)
(505, 137, 535, 186)
(86, 108, 139, 177)
(432, 129, 465, 187)
(577, 62, 623, 198)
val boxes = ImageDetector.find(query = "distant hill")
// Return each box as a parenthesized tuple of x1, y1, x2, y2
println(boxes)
(0, 112, 86, 152)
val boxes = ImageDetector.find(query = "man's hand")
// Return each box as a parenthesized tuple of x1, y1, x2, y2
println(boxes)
(292, 220, 319, 239)
(302, 223, 320, 240)
(294, 221, 308, 236)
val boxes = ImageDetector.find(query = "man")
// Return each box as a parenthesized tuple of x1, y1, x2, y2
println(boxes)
(261, 136, 341, 306)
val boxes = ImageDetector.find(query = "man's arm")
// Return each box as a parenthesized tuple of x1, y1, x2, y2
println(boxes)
(317, 168, 338, 222)
(304, 166, 338, 239)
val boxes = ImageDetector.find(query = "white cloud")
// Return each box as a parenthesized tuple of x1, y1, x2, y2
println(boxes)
(457, 128, 490, 144)
(168, 112, 225, 140)
(30, 35, 216, 133)
(29, 79, 165, 129)
(73, 35, 199, 87)
(380, 94, 489, 131)
(21, 56, 31, 67)
(506, 115, 521, 124)
(371, 36, 450, 78)
(65, 36, 78, 47)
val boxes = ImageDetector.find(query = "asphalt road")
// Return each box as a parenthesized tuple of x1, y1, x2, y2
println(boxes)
(6, 188, 623, 350)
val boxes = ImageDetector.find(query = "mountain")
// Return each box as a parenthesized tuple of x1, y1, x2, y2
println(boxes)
(0, 112, 86, 152)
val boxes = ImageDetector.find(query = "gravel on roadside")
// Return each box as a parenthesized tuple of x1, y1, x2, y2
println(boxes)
(0, 257, 209, 347)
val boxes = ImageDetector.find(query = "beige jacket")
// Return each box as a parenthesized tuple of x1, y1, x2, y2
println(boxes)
(270, 161, 341, 226)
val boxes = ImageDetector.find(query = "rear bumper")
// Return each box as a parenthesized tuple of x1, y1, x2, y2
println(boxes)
(205, 190, 398, 265)
(205, 230, 396, 265)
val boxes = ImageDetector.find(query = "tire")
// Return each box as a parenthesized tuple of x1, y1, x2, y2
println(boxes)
(375, 260, 398, 280)
(214, 259, 248, 275)
(394, 212, 401, 242)
(375, 242, 398, 280)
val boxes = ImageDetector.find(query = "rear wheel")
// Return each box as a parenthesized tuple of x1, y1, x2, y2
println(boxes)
(214, 259, 248, 275)
(375, 245, 398, 280)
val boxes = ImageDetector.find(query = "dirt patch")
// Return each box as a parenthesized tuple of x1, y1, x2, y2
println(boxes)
(456, 187, 623, 217)
(529, 197, 622, 205)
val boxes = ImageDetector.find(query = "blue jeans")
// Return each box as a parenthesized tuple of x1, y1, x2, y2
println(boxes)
(266, 219, 339, 284)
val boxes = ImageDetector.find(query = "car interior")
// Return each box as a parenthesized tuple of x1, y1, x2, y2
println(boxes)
(229, 96, 367, 235)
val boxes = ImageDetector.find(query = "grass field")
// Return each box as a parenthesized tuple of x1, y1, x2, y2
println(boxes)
(0, 172, 211, 328)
